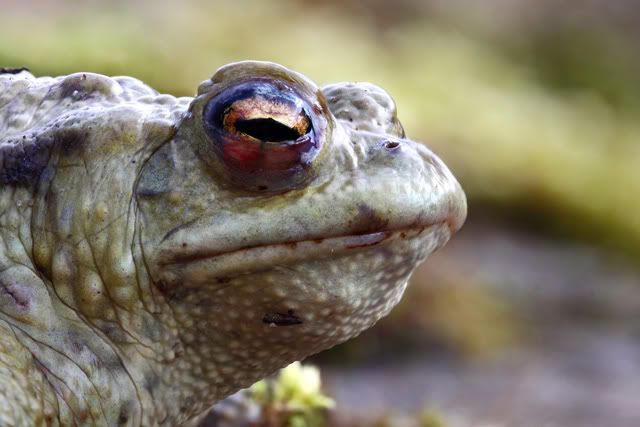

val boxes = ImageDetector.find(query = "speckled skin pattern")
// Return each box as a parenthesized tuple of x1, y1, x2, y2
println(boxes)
(0, 61, 466, 426)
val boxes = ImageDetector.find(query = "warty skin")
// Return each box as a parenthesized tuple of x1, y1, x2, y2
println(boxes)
(0, 61, 466, 426)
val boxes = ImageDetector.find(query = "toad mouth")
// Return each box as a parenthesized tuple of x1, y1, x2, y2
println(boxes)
(157, 223, 447, 279)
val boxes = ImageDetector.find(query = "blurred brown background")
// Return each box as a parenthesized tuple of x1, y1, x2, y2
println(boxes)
(2, 1, 640, 426)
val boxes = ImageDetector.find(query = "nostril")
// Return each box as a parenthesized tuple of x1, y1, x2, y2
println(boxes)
(384, 140, 401, 151)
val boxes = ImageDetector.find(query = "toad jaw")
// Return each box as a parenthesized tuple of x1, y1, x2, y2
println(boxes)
(150, 138, 466, 285)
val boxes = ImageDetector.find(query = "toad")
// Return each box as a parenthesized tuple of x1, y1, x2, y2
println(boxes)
(0, 61, 466, 426)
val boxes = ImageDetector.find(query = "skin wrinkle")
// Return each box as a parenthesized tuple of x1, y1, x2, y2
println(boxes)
(8, 110, 155, 427)
(32, 352, 87, 424)
(82, 247, 154, 354)
(5, 322, 76, 425)
(82, 217, 137, 323)
(29, 92, 56, 130)
(0, 260, 141, 424)
(58, 229, 128, 333)
(16, 221, 33, 267)
(134, 218, 186, 384)
(1, 321, 62, 425)
(69, 314, 145, 425)
(0, 187, 17, 217)
(27, 183, 146, 425)
(134, 218, 164, 314)
(71, 211, 127, 248)
(33, 272, 142, 422)
(2, 229, 32, 276)
(124, 192, 155, 317)
(82, 233, 167, 359)
(32, 281, 146, 426)
(0, 219, 141, 254)
(77, 165, 175, 421)
(15, 325, 107, 425)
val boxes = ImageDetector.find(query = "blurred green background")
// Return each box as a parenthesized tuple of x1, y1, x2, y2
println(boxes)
(3, 1, 640, 426)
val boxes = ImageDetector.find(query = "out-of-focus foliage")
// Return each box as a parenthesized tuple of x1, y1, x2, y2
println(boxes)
(2, 0, 639, 257)
(249, 362, 334, 427)
(208, 363, 451, 427)
(419, 409, 447, 427)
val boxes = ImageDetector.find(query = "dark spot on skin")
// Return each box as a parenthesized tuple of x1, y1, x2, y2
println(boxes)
(0, 129, 84, 186)
(181, 242, 187, 248)
(143, 372, 161, 394)
(155, 280, 190, 301)
(262, 310, 303, 326)
(99, 321, 133, 344)
(59, 132, 85, 153)
(172, 341, 185, 359)
(0, 66, 30, 74)
(68, 338, 83, 354)
(257, 185, 268, 191)
(350, 204, 390, 235)
(136, 187, 165, 198)
(216, 277, 231, 284)
(118, 402, 132, 426)
(0, 136, 53, 186)
(180, 396, 196, 414)
(59, 81, 88, 100)
(0, 280, 30, 310)
(155, 280, 170, 294)
(351, 99, 368, 110)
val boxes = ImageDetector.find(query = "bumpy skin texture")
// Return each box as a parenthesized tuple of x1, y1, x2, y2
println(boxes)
(0, 62, 466, 426)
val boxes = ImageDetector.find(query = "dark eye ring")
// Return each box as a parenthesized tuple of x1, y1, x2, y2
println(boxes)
(203, 80, 325, 192)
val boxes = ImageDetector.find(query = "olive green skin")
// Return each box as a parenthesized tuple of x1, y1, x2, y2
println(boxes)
(0, 62, 466, 426)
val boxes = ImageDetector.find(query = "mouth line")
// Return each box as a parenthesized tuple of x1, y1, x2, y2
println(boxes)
(159, 223, 444, 267)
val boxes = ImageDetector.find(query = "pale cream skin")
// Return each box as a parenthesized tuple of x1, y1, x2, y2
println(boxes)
(0, 62, 466, 426)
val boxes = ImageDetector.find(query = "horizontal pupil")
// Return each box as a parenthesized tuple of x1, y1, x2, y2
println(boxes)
(235, 117, 302, 142)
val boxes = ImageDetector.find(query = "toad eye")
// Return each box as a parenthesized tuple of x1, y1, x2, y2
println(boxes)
(203, 80, 326, 192)
(223, 97, 310, 141)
